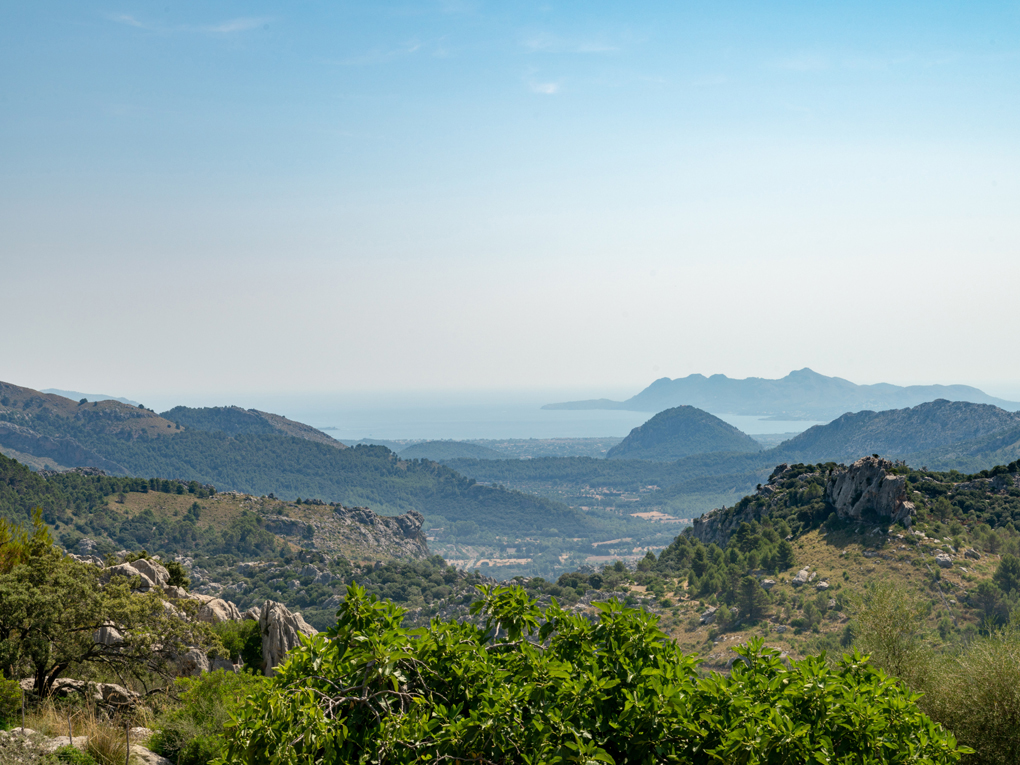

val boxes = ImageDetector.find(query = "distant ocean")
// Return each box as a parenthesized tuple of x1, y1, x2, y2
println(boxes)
(149, 390, 824, 442)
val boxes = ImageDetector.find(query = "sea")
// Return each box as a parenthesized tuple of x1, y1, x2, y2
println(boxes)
(147, 389, 825, 442)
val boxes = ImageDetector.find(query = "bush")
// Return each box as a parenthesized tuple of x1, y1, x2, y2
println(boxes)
(0, 677, 20, 729)
(220, 584, 966, 765)
(55, 745, 99, 765)
(151, 670, 265, 765)
(86, 725, 128, 765)
(210, 620, 262, 670)
(912, 624, 1020, 765)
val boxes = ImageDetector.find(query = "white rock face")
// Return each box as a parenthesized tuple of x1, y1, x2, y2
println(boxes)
(825, 456, 915, 526)
(792, 568, 811, 587)
(101, 563, 157, 591)
(179, 647, 210, 676)
(131, 559, 170, 589)
(197, 598, 242, 624)
(129, 744, 174, 765)
(935, 553, 953, 568)
(259, 600, 317, 676)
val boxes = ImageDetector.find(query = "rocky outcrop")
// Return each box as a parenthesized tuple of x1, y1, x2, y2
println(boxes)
(196, 598, 242, 624)
(687, 464, 795, 547)
(178, 647, 210, 677)
(825, 456, 915, 526)
(100, 560, 170, 592)
(319, 506, 429, 560)
(259, 600, 317, 676)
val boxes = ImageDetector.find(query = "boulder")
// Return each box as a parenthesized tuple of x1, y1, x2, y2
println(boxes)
(815, 581, 829, 591)
(964, 548, 981, 560)
(760, 579, 776, 591)
(178, 647, 210, 677)
(935, 553, 953, 568)
(210, 657, 240, 673)
(94, 624, 124, 646)
(130, 559, 170, 589)
(100, 563, 156, 591)
(259, 600, 317, 676)
(196, 599, 242, 624)
(242, 606, 261, 621)
(699, 606, 717, 625)
(129, 745, 173, 765)
(791, 568, 810, 587)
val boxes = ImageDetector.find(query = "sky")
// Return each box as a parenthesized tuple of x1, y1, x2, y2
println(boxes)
(3, 1, 1019, 402)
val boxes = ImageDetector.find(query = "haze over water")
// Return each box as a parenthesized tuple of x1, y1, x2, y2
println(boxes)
(146, 390, 823, 442)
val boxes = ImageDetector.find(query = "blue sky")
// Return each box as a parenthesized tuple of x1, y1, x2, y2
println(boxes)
(3, 2, 1019, 399)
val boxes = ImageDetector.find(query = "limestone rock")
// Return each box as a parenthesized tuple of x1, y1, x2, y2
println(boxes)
(964, 548, 981, 560)
(101, 563, 157, 591)
(825, 456, 915, 526)
(210, 657, 240, 673)
(760, 579, 776, 591)
(130, 745, 174, 765)
(815, 581, 829, 591)
(179, 647, 210, 676)
(699, 606, 717, 625)
(242, 606, 260, 621)
(792, 568, 810, 587)
(129, 728, 154, 744)
(131, 559, 170, 589)
(197, 599, 242, 624)
(259, 600, 318, 676)
(94, 624, 124, 646)
(935, 553, 953, 568)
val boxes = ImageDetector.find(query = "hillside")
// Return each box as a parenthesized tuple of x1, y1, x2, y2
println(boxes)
(0, 381, 587, 540)
(399, 440, 502, 461)
(162, 405, 346, 448)
(544, 367, 1020, 421)
(775, 399, 1020, 464)
(606, 405, 761, 461)
(553, 456, 1020, 667)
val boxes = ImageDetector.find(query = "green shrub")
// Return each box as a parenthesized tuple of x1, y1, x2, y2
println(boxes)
(0, 677, 20, 729)
(209, 620, 262, 670)
(55, 745, 99, 765)
(220, 584, 966, 765)
(151, 670, 265, 765)
(912, 625, 1020, 765)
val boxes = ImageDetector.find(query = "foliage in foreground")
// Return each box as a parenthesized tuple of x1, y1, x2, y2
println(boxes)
(151, 671, 266, 765)
(220, 584, 965, 765)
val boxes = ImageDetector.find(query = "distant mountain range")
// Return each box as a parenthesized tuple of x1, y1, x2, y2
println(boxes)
(42, 388, 142, 407)
(606, 406, 761, 461)
(543, 368, 1020, 422)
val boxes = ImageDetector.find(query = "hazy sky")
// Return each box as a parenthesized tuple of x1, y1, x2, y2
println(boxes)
(3, 1, 1019, 400)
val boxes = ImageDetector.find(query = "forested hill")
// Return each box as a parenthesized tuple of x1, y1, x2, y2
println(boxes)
(545, 367, 1020, 421)
(606, 405, 761, 461)
(161, 405, 345, 448)
(398, 440, 502, 461)
(0, 382, 587, 538)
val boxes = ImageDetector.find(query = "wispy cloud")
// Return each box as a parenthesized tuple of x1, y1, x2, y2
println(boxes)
(106, 13, 270, 35)
(522, 32, 618, 54)
(203, 18, 267, 33)
(327, 38, 450, 67)
(529, 81, 560, 95)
